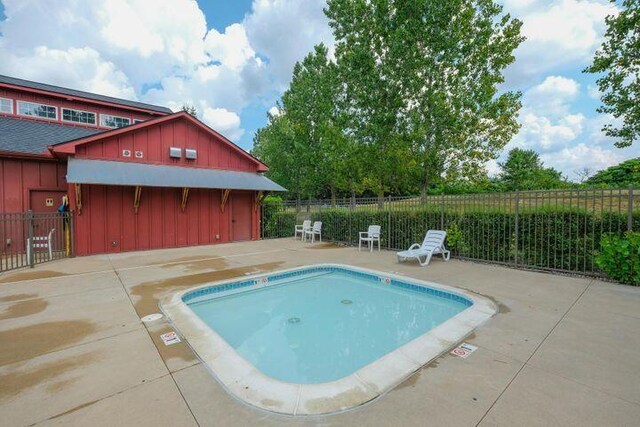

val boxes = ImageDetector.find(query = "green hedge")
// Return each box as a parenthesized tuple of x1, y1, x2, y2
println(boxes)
(261, 201, 297, 238)
(301, 208, 640, 274)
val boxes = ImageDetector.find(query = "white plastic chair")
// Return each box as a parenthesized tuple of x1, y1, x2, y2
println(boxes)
(295, 220, 311, 240)
(303, 221, 322, 243)
(27, 228, 55, 262)
(396, 230, 450, 266)
(359, 225, 381, 252)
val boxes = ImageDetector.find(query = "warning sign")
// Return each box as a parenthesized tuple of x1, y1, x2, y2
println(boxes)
(451, 342, 478, 359)
(160, 331, 181, 346)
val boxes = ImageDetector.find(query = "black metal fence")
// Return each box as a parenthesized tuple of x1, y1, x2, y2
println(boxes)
(0, 211, 73, 273)
(261, 188, 639, 277)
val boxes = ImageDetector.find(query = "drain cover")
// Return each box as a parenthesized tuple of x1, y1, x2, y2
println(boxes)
(141, 313, 164, 323)
(288, 317, 301, 324)
(341, 299, 353, 305)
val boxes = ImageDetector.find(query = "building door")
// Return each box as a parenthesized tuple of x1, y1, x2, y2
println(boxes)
(231, 192, 252, 241)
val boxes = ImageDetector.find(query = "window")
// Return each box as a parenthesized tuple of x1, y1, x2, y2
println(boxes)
(62, 108, 96, 125)
(133, 119, 145, 124)
(0, 97, 12, 114)
(17, 101, 57, 119)
(100, 114, 131, 128)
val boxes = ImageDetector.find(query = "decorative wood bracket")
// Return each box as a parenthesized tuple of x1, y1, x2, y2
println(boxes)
(181, 187, 190, 212)
(254, 191, 264, 212)
(75, 184, 83, 215)
(133, 186, 142, 214)
(221, 189, 231, 213)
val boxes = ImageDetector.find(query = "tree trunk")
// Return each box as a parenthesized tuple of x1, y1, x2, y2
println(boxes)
(420, 175, 430, 204)
(330, 185, 336, 207)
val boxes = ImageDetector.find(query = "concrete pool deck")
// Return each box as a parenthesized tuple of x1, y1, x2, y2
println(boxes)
(1, 238, 639, 426)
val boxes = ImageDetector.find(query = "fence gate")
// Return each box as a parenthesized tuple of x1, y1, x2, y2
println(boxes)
(0, 211, 73, 273)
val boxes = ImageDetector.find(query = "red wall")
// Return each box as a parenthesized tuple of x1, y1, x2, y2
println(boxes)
(0, 87, 162, 131)
(0, 157, 67, 212)
(74, 118, 258, 171)
(71, 185, 259, 255)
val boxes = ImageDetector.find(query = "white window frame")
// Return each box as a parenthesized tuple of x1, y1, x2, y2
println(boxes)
(133, 119, 145, 124)
(17, 100, 58, 120)
(62, 107, 97, 125)
(0, 97, 13, 114)
(100, 113, 131, 129)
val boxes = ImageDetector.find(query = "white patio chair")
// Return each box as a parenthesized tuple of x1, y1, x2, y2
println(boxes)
(295, 220, 311, 240)
(303, 221, 322, 243)
(27, 228, 55, 262)
(396, 230, 450, 267)
(359, 225, 381, 252)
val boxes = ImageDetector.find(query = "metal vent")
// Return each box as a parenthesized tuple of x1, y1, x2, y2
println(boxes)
(185, 148, 197, 160)
(169, 147, 182, 158)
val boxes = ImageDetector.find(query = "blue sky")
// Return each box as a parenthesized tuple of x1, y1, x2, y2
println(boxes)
(0, 0, 637, 179)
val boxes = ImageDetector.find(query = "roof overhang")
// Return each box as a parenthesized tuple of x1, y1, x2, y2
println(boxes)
(66, 158, 286, 192)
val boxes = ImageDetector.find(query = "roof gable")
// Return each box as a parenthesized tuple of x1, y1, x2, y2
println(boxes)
(51, 112, 268, 172)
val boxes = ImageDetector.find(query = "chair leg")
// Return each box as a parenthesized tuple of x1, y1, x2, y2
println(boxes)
(358, 240, 361, 251)
(419, 252, 433, 267)
(443, 250, 450, 261)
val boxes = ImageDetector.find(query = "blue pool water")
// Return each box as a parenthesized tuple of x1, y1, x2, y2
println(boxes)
(187, 268, 471, 384)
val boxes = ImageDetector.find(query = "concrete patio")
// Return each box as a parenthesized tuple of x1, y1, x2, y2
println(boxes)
(1, 238, 639, 426)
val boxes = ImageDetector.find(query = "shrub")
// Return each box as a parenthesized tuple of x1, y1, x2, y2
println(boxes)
(595, 232, 640, 285)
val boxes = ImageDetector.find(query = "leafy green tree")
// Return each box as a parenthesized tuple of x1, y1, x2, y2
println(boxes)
(253, 45, 355, 202)
(325, 0, 524, 200)
(585, 0, 640, 147)
(498, 148, 567, 190)
(586, 157, 640, 186)
(181, 104, 198, 117)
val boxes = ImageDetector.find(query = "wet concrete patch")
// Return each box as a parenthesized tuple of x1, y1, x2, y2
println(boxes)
(306, 242, 344, 250)
(148, 324, 196, 364)
(0, 293, 38, 303)
(0, 298, 48, 320)
(395, 360, 440, 390)
(0, 352, 97, 400)
(0, 320, 97, 367)
(161, 256, 229, 273)
(129, 261, 284, 317)
(0, 270, 69, 283)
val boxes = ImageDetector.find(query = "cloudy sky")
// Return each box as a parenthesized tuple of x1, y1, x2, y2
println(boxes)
(0, 0, 637, 180)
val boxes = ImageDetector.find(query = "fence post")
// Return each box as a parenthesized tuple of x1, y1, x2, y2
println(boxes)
(387, 195, 391, 249)
(349, 194, 354, 244)
(27, 210, 35, 268)
(627, 186, 634, 232)
(68, 212, 75, 257)
(440, 194, 445, 230)
(514, 190, 519, 266)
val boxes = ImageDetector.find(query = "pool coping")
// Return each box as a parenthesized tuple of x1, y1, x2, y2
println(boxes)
(160, 263, 497, 416)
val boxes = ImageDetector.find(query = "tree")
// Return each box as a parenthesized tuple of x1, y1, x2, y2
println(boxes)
(498, 148, 567, 190)
(586, 157, 640, 186)
(253, 45, 356, 202)
(585, 0, 640, 148)
(181, 104, 198, 117)
(575, 167, 593, 183)
(325, 0, 524, 200)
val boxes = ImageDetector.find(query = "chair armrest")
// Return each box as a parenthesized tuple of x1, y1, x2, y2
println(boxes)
(359, 232, 368, 237)
(408, 243, 420, 250)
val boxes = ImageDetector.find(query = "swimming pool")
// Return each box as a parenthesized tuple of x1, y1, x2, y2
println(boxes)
(162, 264, 496, 415)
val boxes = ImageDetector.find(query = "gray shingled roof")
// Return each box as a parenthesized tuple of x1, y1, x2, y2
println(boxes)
(0, 115, 103, 155)
(0, 74, 172, 114)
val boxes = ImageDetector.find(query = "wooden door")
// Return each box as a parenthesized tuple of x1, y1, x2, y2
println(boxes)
(231, 192, 252, 241)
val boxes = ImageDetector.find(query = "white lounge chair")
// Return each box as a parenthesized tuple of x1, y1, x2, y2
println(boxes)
(359, 225, 381, 252)
(295, 220, 311, 240)
(396, 230, 450, 266)
(303, 221, 322, 243)
(27, 228, 55, 262)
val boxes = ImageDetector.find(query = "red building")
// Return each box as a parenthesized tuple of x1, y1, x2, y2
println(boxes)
(0, 75, 284, 256)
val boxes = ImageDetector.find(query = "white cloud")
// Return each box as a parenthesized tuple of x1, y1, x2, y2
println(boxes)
(504, 0, 617, 84)
(244, 0, 334, 89)
(541, 143, 623, 177)
(202, 107, 244, 141)
(204, 23, 257, 71)
(524, 75, 580, 117)
(587, 84, 601, 100)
